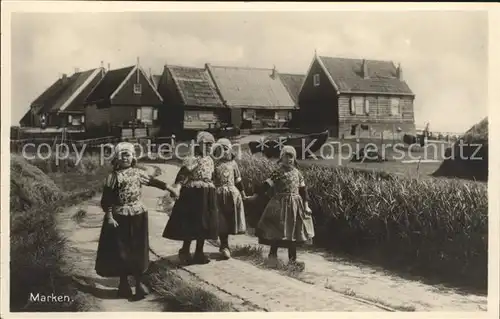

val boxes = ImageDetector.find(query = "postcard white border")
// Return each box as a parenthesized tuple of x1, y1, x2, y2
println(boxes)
(1, 2, 499, 319)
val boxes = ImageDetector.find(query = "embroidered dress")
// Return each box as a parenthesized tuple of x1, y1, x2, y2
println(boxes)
(95, 167, 164, 277)
(214, 159, 246, 235)
(162, 155, 219, 241)
(256, 167, 315, 248)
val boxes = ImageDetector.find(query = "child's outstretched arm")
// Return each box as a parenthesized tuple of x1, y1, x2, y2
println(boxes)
(233, 162, 247, 198)
(297, 171, 311, 213)
(244, 172, 275, 201)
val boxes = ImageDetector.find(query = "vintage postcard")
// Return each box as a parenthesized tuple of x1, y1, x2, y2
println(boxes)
(1, 1, 498, 318)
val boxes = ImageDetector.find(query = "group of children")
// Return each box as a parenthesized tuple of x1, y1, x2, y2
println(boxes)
(94, 131, 315, 301)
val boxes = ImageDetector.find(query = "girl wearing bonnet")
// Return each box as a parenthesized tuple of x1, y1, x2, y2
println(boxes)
(162, 131, 219, 265)
(245, 145, 314, 269)
(212, 138, 247, 260)
(95, 142, 177, 301)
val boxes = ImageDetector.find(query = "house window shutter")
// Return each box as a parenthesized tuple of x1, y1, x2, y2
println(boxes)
(81, 115, 85, 123)
(153, 109, 158, 120)
(68, 115, 72, 123)
(313, 74, 320, 87)
(136, 108, 141, 120)
(350, 98, 355, 114)
(364, 98, 370, 114)
(390, 97, 400, 115)
(134, 84, 142, 94)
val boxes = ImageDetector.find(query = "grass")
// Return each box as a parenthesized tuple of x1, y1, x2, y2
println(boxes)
(10, 153, 110, 312)
(236, 152, 488, 293)
(144, 259, 234, 312)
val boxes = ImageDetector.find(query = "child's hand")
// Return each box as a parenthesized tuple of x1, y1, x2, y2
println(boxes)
(305, 203, 312, 215)
(107, 217, 119, 228)
(244, 194, 257, 201)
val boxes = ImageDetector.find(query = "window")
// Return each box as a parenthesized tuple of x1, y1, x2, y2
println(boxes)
(134, 83, 142, 94)
(390, 97, 400, 115)
(243, 109, 256, 120)
(153, 109, 158, 120)
(68, 115, 72, 123)
(313, 74, 320, 87)
(136, 108, 141, 120)
(350, 96, 365, 115)
(81, 115, 85, 123)
(364, 98, 370, 114)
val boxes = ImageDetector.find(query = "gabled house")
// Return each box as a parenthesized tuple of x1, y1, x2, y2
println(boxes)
(298, 53, 416, 138)
(205, 64, 297, 129)
(278, 73, 305, 128)
(84, 61, 164, 137)
(19, 68, 105, 131)
(156, 64, 226, 135)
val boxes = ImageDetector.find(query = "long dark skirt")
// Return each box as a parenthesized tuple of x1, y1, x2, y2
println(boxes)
(95, 212, 149, 277)
(162, 185, 219, 241)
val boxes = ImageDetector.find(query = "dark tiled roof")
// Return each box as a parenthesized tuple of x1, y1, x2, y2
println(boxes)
(279, 73, 305, 103)
(318, 56, 414, 95)
(151, 74, 161, 90)
(207, 65, 296, 109)
(32, 69, 101, 114)
(19, 109, 32, 125)
(85, 66, 134, 104)
(168, 65, 224, 107)
(48, 69, 100, 113)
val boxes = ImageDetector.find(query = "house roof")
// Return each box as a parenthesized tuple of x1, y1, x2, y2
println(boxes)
(318, 56, 414, 96)
(206, 64, 296, 109)
(19, 109, 32, 125)
(151, 74, 161, 90)
(278, 73, 305, 103)
(31, 68, 101, 114)
(167, 65, 224, 107)
(85, 66, 135, 104)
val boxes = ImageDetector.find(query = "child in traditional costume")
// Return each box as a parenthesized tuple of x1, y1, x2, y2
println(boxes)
(212, 138, 246, 259)
(245, 146, 314, 269)
(162, 131, 219, 265)
(95, 142, 177, 301)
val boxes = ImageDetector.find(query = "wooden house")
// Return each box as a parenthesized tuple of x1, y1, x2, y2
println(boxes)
(19, 67, 105, 131)
(278, 73, 305, 128)
(84, 61, 164, 138)
(298, 53, 416, 139)
(156, 64, 226, 136)
(205, 64, 297, 129)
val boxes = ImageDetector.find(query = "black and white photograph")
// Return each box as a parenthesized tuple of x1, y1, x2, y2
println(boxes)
(1, 1, 498, 316)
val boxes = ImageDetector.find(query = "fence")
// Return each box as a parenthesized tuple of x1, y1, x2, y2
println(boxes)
(10, 135, 176, 157)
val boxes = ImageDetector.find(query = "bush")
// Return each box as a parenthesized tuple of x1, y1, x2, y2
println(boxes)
(237, 153, 488, 291)
(10, 154, 110, 311)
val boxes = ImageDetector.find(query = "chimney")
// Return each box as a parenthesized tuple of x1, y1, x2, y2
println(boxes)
(396, 63, 403, 80)
(74, 67, 80, 73)
(362, 59, 368, 79)
(271, 65, 277, 79)
(62, 73, 68, 82)
(100, 61, 104, 69)
(107, 63, 110, 71)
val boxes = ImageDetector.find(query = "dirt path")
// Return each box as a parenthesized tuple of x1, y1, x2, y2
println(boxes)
(59, 163, 486, 312)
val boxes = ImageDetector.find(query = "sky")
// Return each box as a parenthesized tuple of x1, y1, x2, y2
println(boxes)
(10, 10, 488, 133)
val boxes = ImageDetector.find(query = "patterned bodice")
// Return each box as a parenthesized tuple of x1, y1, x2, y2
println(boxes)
(267, 167, 305, 195)
(114, 168, 145, 205)
(214, 160, 241, 187)
(182, 155, 215, 184)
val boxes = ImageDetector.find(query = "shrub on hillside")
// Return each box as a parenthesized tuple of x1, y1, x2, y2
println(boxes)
(10, 156, 96, 311)
(10, 154, 64, 212)
(237, 153, 488, 291)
